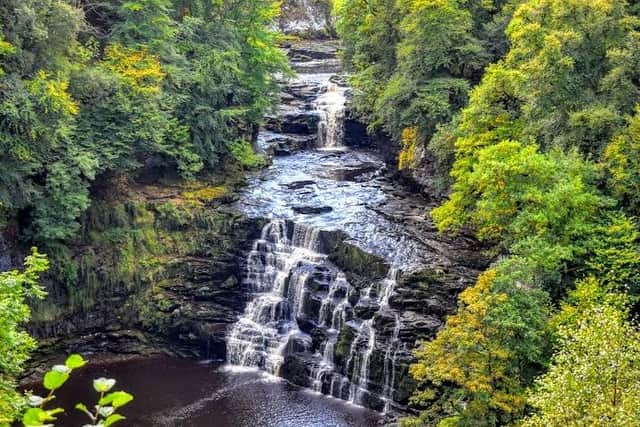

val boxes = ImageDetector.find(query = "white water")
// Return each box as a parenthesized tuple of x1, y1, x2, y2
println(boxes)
(227, 218, 406, 412)
(227, 36, 413, 414)
(226, 220, 322, 374)
(316, 82, 347, 149)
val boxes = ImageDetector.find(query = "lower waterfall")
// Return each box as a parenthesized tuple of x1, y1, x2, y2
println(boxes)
(226, 219, 407, 413)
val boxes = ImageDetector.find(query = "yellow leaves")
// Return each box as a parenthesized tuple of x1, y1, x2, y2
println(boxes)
(409, 267, 538, 421)
(0, 39, 13, 54)
(28, 71, 79, 116)
(247, 36, 268, 50)
(604, 108, 640, 209)
(124, 2, 144, 12)
(398, 127, 420, 170)
(104, 44, 165, 94)
(0, 33, 14, 76)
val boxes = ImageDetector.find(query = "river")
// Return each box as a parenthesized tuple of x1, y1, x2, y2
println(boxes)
(47, 356, 382, 426)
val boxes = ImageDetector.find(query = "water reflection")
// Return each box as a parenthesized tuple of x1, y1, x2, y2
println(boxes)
(44, 357, 382, 427)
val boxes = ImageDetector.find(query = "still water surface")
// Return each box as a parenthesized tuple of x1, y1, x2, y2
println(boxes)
(47, 356, 383, 427)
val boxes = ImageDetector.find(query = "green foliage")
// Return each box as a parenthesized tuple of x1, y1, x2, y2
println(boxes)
(226, 140, 267, 168)
(0, 249, 48, 425)
(605, 107, 640, 215)
(405, 269, 550, 427)
(335, 0, 519, 171)
(521, 283, 640, 427)
(21, 354, 133, 427)
(450, 0, 640, 161)
(0, 0, 288, 243)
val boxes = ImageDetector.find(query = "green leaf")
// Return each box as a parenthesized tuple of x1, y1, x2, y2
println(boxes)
(99, 391, 134, 409)
(43, 369, 69, 390)
(22, 407, 62, 426)
(45, 408, 64, 417)
(22, 408, 46, 426)
(75, 402, 92, 417)
(104, 414, 126, 427)
(65, 354, 86, 369)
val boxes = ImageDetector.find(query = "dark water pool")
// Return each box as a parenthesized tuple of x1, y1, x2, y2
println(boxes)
(38, 356, 383, 427)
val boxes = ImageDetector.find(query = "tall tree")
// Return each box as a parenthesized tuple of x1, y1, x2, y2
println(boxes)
(405, 269, 550, 427)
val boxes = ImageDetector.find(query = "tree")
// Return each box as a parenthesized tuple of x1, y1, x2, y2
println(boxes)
(605, 107, 640, 216)
(0, 249, 48, 425)
(447, 0, 638, 165)
(522, 283, 640, 427)
(433, 141, 606, 282)
(0, 0, 287, 243)
(405, 269, 550, 426)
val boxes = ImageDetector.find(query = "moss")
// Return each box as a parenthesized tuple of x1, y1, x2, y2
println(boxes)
(154, 201, 194, 229)
(328, 239, 389, 282)
(334, 325, 356, 370)
(31, 172, 260, 347)
(183, 185, 229, 202)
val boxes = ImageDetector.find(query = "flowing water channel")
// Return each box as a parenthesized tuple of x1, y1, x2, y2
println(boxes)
(224, 39, 445, 414)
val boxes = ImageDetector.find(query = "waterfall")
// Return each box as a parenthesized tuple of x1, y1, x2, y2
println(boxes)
(226, 220, 322, 374)
(316, 82, 346, 148)
(227, 220, 405, 413)
(343, 267, 402, 408)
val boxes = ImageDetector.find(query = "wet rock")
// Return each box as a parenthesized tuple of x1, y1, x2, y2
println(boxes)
(281, 354, 312, 387)
(398, 311, 442, 342)
(354, 297, 380, 320)
(326, 237, 389, 285)
(273, 135, 316, 156)
(288, 41, 338, 60)
(292, 58, 342, 74)
(265, 110, 320, 135)
(282, 180, 316, 190)
(292, 205, 333, 214)
(285, 81, 323, 102)
(321, 163, 380, 181)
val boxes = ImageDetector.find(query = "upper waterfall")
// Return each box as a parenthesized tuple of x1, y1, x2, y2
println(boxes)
(316, 81, 347, 149)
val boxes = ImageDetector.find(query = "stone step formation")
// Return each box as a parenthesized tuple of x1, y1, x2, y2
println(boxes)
(227, 220, 409, 412)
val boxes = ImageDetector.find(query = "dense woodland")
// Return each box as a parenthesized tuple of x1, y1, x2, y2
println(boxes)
(0, 0, 288, 424)
(0, 0, 288, 244)
(2, 0, 640, 426)
(334, 0, 640, 425)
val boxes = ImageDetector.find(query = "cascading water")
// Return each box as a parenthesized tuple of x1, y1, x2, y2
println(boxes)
(343, 267, 403, 410)
(226, 220, 321, 374)
(316, 81, 347, 148)
(227, 223, 406, 413)
(226, 30, 421, 416)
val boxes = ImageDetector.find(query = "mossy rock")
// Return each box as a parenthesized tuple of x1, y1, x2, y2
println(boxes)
(327, 237, 389, 285)
(334, 324, 356, 370)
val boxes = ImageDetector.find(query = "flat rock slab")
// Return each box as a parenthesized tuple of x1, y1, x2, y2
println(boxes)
(292, 205, 333, 214)
(282, 180, 317, 190)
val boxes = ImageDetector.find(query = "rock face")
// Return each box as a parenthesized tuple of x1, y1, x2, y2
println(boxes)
(224, 219, 481, 414)
(278, 0, 335, 39)
(25, 178, 265, 365)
